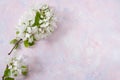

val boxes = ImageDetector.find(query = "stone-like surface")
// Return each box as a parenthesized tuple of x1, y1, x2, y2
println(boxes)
(0, 0, 120, 80)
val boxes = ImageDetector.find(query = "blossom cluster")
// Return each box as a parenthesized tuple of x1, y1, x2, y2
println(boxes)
(2, 4, 57, 80)
(3, 55, 28, 80)
(16, 4, 57, 47)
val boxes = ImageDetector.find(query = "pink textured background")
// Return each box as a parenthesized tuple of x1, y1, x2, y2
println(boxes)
(0, 0, 120, 80)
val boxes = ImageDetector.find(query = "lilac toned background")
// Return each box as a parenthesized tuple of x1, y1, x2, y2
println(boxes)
(0, 0, 120, 80)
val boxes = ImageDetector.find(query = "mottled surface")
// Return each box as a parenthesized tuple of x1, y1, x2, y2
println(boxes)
(0, 0, 120, 80)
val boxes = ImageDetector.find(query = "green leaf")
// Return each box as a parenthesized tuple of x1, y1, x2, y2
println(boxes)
(21, 66, 28, 76)
(21, 65, 28, 76)
(24, 38, 35, 47)
(16, 31, 19, 34)
(4, 66, 11, 77)
(4, 68, 10, 77)
(21, 65, 27, 68)
(5, 77, 14, 80)
(14, 73, 17, 77)
(22, 71, 28, 76)
(10, 39, 19, 49)
(24, 40, 29, 47)
(32, 11, 40, 26)
(29, 42, 34, 46)
(10, 39, 18, 44)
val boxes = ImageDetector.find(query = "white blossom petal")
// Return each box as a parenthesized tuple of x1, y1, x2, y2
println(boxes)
(25, 33, 31, 38)
(31, 26, 38, 33)
(27, 27, 32, 33)
(40, 22, 49, 28)
(28, 37, 33, 43)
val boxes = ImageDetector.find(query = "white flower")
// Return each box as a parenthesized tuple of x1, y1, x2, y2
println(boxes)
(45, 12, 51, 17)
(17, 26, 26, 33)
(41, 4, 48, 10)
(32, 4, 42, 11)
(34, 33, 40, 40)
(13, 61, 18, 66)
(7, 54, 28, 77)
(43, 18, 49, 22)
(17, 69, 22, 73)
(39, 29, 44, 33)
(16, 54, 23, 61)
(27, 27, 32, 33)
(16, 4, 57, 46)
(40, 22, 49, 28)
(46, 27, 53, 33)
(28, 36, 34, 43)
(17, 32, 25, 39)
(31, 26, 38, 33)
(18, 10, 35, 36)
(25, 33, 31, 38)
(8, 65, 12, 69)
(41, 15, 44, 18)
(39, 20, 43, 24)
(13, 67, 18, 70)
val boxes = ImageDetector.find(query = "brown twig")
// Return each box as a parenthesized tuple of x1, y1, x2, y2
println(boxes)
(8, 39, 22, 55)
(2, 39, 22, 79)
